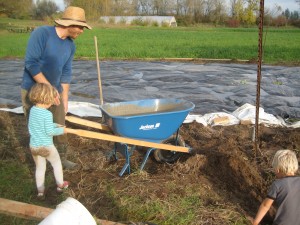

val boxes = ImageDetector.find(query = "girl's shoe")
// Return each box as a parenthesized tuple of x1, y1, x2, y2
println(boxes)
(37, 192, 45, 200)
(57, 181, 69, 192)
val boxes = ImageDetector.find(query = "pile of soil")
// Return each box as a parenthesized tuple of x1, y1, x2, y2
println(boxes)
(0, 110, 299, 224)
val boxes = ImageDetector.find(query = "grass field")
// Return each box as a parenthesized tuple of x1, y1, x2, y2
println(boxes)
(0, 18, 300, 64)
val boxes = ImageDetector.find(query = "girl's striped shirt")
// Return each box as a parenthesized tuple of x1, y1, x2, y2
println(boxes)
(28, 106, 64, 147)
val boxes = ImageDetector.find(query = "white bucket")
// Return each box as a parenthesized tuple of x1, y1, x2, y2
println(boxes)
(38, 197, 96, 225)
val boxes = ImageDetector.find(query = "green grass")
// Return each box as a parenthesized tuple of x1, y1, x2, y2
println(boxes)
(0, 160, 36, 225)
(0, 18, 300, 64)
(0, 160, 34, 201)
(117, 194, 202, 224)
(101, 176, 249, 225)
(0, 161, 247, 225)
(0, 159, 66, 225)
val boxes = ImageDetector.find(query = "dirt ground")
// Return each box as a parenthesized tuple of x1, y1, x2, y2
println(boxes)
(0, 109, 299, 224)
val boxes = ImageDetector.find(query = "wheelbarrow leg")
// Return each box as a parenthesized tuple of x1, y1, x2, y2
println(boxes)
(114, 143, 130, 176)
(140, 148, 156, 171)
(119, 162, 129, 177)
(114, 143, 136, 176)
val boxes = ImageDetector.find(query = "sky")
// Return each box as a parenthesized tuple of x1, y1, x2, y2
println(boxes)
(53, 0, 299, 12)
(53, 0, 64, 10)
(265, 0, 299, 11)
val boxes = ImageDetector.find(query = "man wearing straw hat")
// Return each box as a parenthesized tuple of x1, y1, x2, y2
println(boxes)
(21, 6, 91, 169)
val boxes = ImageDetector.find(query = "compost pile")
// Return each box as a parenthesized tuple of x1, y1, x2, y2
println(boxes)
(1, 110, 299, 225)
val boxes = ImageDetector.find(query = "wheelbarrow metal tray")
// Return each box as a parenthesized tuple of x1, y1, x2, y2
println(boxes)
(100, 98, 195, 143)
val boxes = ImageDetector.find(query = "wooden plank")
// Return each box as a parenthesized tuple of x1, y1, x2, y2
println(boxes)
(212, 116, 230, 125)
(66, 128, 190, 153)
(0, 198, 53, 221)
(240, 119, 252, 125)
(0, 198, 125, 225)
(66, 116, 111, 132)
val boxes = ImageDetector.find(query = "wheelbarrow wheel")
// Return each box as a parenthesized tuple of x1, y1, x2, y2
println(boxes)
(153, 135, 185, 163)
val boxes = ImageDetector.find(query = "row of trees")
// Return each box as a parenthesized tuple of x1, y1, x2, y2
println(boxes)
(0, 0, 299, 27)
(64, 0, 300, 26)
(0, 0, 58, 20)
(0, 0, 32, 19)
(64, 0, 286, 26)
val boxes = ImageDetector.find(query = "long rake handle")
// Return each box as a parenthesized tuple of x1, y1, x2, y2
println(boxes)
(94, 36, 103, 105)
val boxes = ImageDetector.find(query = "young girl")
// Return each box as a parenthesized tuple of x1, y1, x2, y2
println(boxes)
(28, 83, 69, 198)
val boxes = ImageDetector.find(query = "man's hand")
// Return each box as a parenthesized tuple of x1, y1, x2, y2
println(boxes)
(54, 89, 61, 105)
(61, 83, 70, 114)
(63, 99, 68, 114)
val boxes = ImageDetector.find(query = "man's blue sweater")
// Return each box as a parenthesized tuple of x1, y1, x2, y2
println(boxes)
(21, 26, 75, 93)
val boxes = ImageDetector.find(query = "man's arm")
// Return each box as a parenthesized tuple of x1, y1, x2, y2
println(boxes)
(33, 72, 50, 84)
(61, 83, 70, 114)
(252, 198, 274, 225)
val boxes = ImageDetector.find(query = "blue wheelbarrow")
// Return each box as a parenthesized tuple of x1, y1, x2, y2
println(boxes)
(66, 98, 194, 176)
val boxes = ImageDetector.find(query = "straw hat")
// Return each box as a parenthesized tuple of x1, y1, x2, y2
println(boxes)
(55, 6, 92, 30)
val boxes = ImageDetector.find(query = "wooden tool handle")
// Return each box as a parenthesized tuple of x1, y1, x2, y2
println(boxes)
(68, 128, 190, 153)
(66, 116, 111, 132)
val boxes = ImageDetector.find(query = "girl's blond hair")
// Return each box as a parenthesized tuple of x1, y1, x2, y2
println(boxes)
(272, 149, 299, 174)
(28, 83, 57, 105)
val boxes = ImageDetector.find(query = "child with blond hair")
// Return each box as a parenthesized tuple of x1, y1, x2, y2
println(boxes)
(252, 149, 300, 225)
(28, 83, 69, 198)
